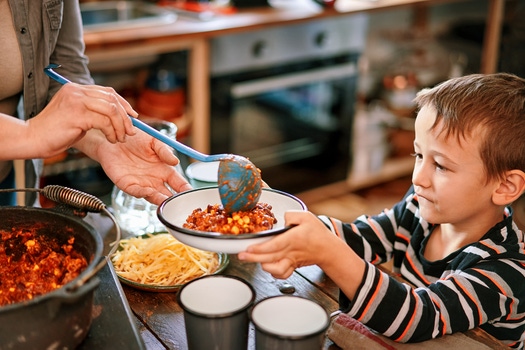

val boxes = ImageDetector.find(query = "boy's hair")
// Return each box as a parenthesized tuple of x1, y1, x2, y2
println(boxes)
(414, 73, 525, 182)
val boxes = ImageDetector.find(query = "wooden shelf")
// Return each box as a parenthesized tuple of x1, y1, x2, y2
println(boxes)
(346, 156, 414, 191)
(296, 156, 413, 205)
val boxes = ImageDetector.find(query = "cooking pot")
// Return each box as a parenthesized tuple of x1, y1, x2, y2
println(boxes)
(0, 186, 120, 350)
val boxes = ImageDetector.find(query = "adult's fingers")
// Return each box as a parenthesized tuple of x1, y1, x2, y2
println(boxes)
(150, 138, 180, 166)
(72, 84, 135, 141)
(143, 188, 171, 206)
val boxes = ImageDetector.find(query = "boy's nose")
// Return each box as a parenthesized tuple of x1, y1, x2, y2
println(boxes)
(412, 163, 430, 188)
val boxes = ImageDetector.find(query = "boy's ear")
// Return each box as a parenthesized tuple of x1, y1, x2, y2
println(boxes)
(493, 170, 525, 206)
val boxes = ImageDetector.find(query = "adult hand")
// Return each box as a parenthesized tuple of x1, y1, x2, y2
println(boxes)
(76, 129, 192, 205)
(238, 210, 336, 279)
(27, 83, 135, 158)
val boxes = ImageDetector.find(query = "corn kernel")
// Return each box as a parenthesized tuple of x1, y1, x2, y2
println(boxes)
(25, 240, 35, 247)
(232, 214, 241, 221)
(242, 216, 250, 224)
(231, 226, 240, 234)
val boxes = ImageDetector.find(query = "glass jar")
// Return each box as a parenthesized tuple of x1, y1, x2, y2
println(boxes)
(111, 119, 184, 236)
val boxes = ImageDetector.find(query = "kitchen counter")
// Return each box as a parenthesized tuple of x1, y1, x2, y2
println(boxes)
(83, 0, 499, 47)
(83, 0, 504, 155)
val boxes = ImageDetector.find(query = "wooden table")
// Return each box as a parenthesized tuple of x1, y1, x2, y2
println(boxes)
(87, 213, 509, 349)
(123, 256, 341, 349)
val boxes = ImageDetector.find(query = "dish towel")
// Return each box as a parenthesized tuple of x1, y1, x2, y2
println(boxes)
(327, 312, 493, 350)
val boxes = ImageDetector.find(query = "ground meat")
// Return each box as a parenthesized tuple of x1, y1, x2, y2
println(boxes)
(183, 203, 276, 234)
(0, 228, 87, 306)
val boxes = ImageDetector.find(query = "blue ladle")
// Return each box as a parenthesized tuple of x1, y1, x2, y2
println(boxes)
(44, 64, 262, 213)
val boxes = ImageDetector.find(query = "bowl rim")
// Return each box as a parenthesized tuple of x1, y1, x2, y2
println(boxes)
(158, 187, 306, 239)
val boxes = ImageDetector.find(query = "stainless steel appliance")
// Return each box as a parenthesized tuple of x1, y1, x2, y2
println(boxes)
(209, 13, 368, 193)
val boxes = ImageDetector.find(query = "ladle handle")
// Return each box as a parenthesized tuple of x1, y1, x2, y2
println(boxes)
(130, 118, 217, 162)
(44, 64, 228, 163)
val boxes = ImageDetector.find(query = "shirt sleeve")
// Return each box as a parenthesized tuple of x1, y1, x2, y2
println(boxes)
(47, 0, 94, 99)
(319, 186, 418, 266)
(342, 259, 523, 344)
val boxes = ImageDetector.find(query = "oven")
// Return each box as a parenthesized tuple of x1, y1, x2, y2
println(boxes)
(209, 13, 368, 194)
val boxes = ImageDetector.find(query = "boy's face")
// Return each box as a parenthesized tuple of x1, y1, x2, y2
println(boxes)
(412, 105, 499, 227)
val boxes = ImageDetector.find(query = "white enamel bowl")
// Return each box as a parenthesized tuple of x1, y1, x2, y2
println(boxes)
(157, 187, 307, 254)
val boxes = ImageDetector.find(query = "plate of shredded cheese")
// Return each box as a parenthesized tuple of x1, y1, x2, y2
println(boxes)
(110, 232, 229, 292)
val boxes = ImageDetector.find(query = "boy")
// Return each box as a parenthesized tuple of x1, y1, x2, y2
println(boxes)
(239, 73, 525, 348)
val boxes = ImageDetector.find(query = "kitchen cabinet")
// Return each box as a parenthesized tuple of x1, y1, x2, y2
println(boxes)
(79, 0, 505, 193)
(82, 0, 503, 152)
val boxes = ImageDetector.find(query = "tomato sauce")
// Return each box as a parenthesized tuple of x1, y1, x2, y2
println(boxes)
(0, 228, 87, 306)
(184, 203, 276, 235)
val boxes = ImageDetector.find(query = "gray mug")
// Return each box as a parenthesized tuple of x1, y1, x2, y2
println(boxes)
(250, 295, 330, 350)
(177, 275, 256, 350)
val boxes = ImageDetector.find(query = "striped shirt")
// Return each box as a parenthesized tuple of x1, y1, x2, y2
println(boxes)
(321, 186, 525, 349)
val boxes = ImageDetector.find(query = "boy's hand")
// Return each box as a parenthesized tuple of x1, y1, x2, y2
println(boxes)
(238, 210, 334, 279)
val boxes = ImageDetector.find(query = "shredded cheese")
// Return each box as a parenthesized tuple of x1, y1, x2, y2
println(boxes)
(111, 233, 219, 286)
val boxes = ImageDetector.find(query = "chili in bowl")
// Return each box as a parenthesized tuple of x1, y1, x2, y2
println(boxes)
(157, 187, 307, 254)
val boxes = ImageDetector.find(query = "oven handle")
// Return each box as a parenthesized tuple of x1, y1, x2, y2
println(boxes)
(230, 61, 357, 98)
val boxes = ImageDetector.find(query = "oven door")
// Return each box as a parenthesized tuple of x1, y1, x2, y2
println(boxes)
(211, 57, 358, 194)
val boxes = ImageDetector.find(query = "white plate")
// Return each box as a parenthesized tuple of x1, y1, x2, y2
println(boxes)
(158, 187, 306, 254)
(185, 161, 219, 183)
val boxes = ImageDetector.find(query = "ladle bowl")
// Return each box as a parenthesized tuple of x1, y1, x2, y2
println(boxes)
(218, 155, 262, 213)
(44, 64, 262, 213)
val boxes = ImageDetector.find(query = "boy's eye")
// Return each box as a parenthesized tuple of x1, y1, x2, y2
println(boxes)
(434, 162, 446, 171)
(411, 153, 447, 171)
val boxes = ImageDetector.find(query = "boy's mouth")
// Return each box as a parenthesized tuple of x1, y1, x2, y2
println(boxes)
(416, 192, 432, 203)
